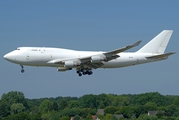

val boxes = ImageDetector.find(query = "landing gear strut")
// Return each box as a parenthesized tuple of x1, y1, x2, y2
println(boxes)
(76, 69, 93, 76)
(20, 65, 25, 73)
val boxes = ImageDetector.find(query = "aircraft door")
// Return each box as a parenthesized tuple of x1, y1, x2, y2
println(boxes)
(50, 54, 53, 59)
(40, 49, 44, 53)
(26, 53, 30, 61)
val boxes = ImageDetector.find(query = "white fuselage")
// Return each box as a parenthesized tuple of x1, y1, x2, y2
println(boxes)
(4, 47, 164, 69)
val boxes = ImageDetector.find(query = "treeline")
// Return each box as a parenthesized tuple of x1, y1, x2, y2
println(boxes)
(0, 91, 179, 120)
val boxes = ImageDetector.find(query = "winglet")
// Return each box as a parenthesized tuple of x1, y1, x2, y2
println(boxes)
(132, 40, 142, 47)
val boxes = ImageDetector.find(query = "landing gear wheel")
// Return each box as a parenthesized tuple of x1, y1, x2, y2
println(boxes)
(76, 68, 93, 76)
(76, 70, 80, 74)
(21, 69, 25, 73)
(88, 71, 93, 75)
(83, 71, 86, 75)
(78, 73, 82, 76)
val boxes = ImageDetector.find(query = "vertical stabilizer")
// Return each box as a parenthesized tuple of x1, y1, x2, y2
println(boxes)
(137, 30, 173, 54)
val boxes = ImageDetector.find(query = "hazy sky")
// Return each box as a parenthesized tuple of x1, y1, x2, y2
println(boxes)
(0, 1, 178, 99)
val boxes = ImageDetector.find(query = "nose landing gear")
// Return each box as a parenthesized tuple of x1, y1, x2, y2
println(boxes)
(20, 65, 25, 73)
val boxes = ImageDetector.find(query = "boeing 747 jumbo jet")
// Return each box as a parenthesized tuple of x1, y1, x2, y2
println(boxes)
(4, 30, 175, 76)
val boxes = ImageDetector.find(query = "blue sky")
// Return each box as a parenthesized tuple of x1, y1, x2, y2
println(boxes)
(0, 1, 178, 99)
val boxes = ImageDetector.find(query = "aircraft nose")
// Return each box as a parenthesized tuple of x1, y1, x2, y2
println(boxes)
(4, 52, 16, 62)
(4, 53, 9, 60)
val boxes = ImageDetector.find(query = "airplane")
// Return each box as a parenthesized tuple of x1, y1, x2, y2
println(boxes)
(4, 30, 175, 76)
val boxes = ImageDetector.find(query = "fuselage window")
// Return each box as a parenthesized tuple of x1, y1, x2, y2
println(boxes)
(31, 49, 38, 51)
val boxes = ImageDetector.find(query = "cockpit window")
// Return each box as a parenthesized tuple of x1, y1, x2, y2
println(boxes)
(17, 48, 20, 50)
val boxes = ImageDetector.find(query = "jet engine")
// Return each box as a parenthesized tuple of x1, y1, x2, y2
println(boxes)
(91, 56, 106, 63)
(64, 61, 78, 68)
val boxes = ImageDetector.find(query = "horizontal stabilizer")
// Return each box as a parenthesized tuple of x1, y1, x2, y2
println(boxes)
(146, 52, 176, 59)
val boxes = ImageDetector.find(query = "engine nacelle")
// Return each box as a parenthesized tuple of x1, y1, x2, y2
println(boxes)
(64, 61, 78, 68)
(57, 67, 72, 72)
(91, 56, 105, 63)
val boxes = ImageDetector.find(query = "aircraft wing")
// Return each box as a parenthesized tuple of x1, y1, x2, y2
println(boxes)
(79, 40, 142, 68)
(79, 40, 142, 62)
(104, 40, 141, 57)
(48, 41, 142, 69)
(146, 52, 176, 59)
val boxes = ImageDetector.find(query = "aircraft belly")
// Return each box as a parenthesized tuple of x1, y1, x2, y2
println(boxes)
(101, 54, 148, 68)
(102, 59, 137, 68)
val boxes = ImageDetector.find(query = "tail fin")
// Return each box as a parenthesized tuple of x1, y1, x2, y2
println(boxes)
(137, 30, 173, 54)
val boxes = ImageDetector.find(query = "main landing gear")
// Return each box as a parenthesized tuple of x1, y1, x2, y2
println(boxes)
(20, 65, 25, 73)
(76, 69, 93, 76)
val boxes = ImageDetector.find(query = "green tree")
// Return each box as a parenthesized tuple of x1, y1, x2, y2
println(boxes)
(68, 100, 80, 108)
(96, 94, 110, 108)
(112, 115, 118, 120)
(41, 111, 60, 120)
(104, 106, 117, 114)
(85, 114, 92, 120)
(10, 103, 25, 114)
(39, 99, 53, 113)
(136, 105, 147, 118)
(0, 101, 10, 117)
(50, 111, 61, 120)
(59, 99, 68, 110)
(41, 112, 51, 120)
(59, 108, 81, 117)
(116, 95, 131, 106)
(174, 97, 179, 106)
(74, 114, 80, 120)
(61, 116, 70, 120)
(80, 94, 97, 108)
(1, 91, 27, 107)
(4, 112, 30, 120)
(30, 112, 42, 120)
(132, 92, 169, 106)
(80, 108, 96, 118)
(52, 101, 58, 111)
(105, 114, 113, 120)
(165, 104, 178, 116)
(138, 114, 157, 120)
(145, 102, 157, 111)
(155, 111, 165, 119)
(119, 106, 130, 118)
(0, 91, 28, 117)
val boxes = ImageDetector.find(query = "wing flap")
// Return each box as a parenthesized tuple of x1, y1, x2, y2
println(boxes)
(84, 62, 104, 69)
